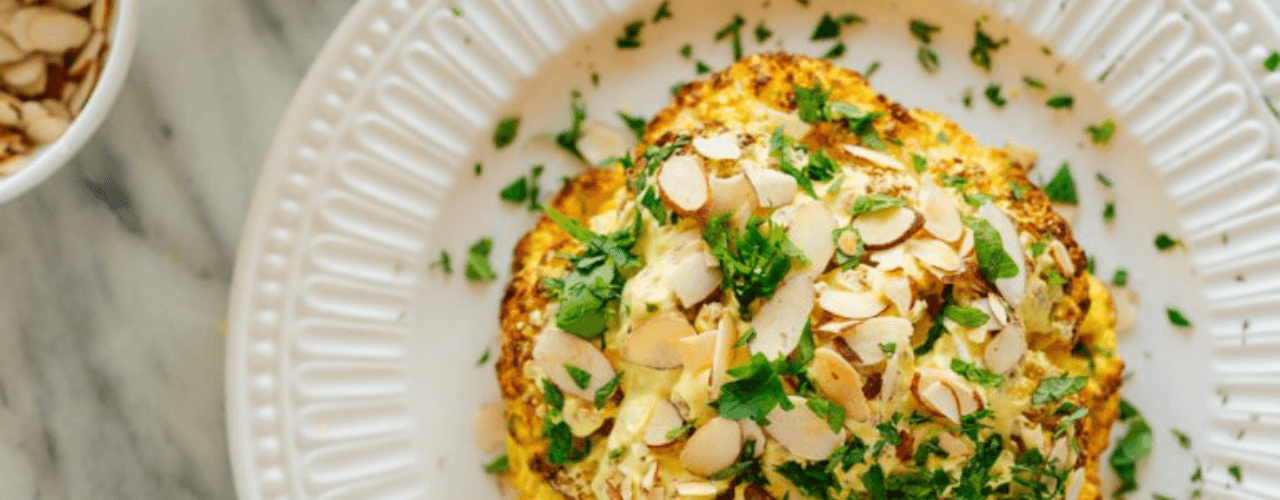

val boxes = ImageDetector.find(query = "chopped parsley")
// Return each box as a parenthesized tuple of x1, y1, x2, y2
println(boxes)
(754, 22, 773, 43)
(715, 353, 794, 424)
(1087, 119, 1116, 145)
(909, 19, 941, 43)
(951, 358, 1003, 387)
(708, 440, 765, 484)
(563, 363, 591, 389)
(944, 304, 990, 327)
(777, 459, 840, 500)
(1112, 268, 1128, 287)
(806, 396, 847, 432)
(911, 154, 928, 173)
(651, 1, 671, 22)
(483, 453, 509, 474)
(679, 43, 692, 58)
(431, 250, 453, 275)
(918, 46, 941, 72)
(1054, 402, 1089, 436)
(983, 83, 1007, 107)
(542, 379, 564, 410)
(499, 164, 544, 210)
(864, 60, 881, 79)
(695, 60, 712, 74)
(832, 226, 865, 270)
(715, 14, 747, 61)
(616, 111, 647, 140)
(849, 194, 907, 214)
(970, 21, 1008, 72)
(1155, 232, 1182, 251)
(554, 97, 587, 160)
(542, 207, 642, 338)
(1110, 404, 1153, 495)
(473, 162, 482, 177)
(1023, 76, 1046, 89)
(704, 214, 806, 315)
(1045, 93, 1075, 109)
(1172, 428, 1191, 449)
(492, 116, 520, 149)
(961, 87, 973, 107)
(794, 83, 831, 123)
(879, 342, 897, 357)
(1008, 180, 1031, 200)
(1031, 373, 1087, 405)
(665, 421, 695, 441)
(1043, 162, 1078, 204)
(1166, 307, 1192, 327)
(543, 418, 591, 465)
(811, 12, 859, 41)
(823, 42, 847, 59)
(963, 192, 997, 208)
(1046, 268, 1068, 288)
(465, 238, 497, 281)
(734, 327, 757, 348)
(1229, 464, 1243, 483)
(1265, 51, 1279, 72)
(594, 372, 622, 408)
(476, 348, 490, 365)
(615, 20, 644, 49)
(963, 216, 1021, 282)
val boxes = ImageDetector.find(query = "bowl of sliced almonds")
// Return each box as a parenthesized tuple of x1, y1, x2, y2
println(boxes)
(0, 0, 136, 204)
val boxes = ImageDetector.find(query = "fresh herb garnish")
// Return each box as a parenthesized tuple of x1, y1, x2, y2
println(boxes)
(832, 226, 865, 270)
(715, 353, 794, 424)
(918, 46, 940, 72)
(806, 396, 847, 432)
(1265, 51, 1279, 72)
(1155, 233, 1181, 251)
(909, 19, 941, 43)
(879, 342, 897, 357)
(1046, 93, 1075, 109)
(1172, 428, 1191, 449)
(822, 41, 846, 59)
(970, 21, 1008, 72)
(961, 87, 973, 107)
(473, 162, 483, 177)
(1096, 172, 1113, 187)
(1229, 464, 1243, 483)
(963, 216, 1020, 282)
(983, 83, 1007, 107)
(755, 22, 773, 43)
(1054, 402, 1089, 436)
(1046, 268, 1068, 288)
(431, 250, 453, 275)
(911, 154, 928, 173)
(483, 454, 509, 474)
(734, 327, 758, 348)
(555, 97, 587, 160)
(1031, 373, 1087, 405)
(1112, 268, 1128, 286)
(563, 364, 591, 389)
(542, 207, 642, 338)
(543, 418, 591, 465)
(811, 13, 844, 40)
(963, 192, 997, 208)
(776, 460, 840, 500)
(1008, 180, 1031, 200)
(499, 164, 545, 210)
(477, 348, 490, 365)
(951, 358, 1003, 387)
(665, 421, 695, 441)
(1166, 307, 1192, 327)
(493, 116, 520, 149)
(1102, 201, 1116, 223)
(615, 20, 644, 49)
(651, 1, 671, 22)
(944, 304, 990, 327)
(794, 83, 831, 123)
(1043, 162, 1078, 204)
(542, 378, 564, 410)
(679, 43, 692, 58)
(864, 60, 881, 79)
(1110, 404, 1153, 495)
(594, 372, 623, 408)
(715, 14, 747, 61)
(695, 60, 711, 74)
(708, 440, 765, 483)
(849, 194, 907, 214)
(1023, 76, 1046, 89)
(1087, 119, 1116, 145)
(617, 111, 647, 141)
(465, 238, 498, 281)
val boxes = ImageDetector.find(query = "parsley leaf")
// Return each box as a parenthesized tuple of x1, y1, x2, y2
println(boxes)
(542, 207, 642, 338)
(811, 13, 842, 40)
(1023, 76, 1046, 89)
(615, 20, 644, 49)
(794, 83, 831, 123)
(1008, 181, 1031, 200)
(1112, 268, 1128, 286)
(715, 353, 794, 424)
(849, 194, 907, 214)
(755, 22, 773, 43)
(984, 83, 1008, 107)
(431, 250, 453, 275)
(542, 378, 564, 410)
(1229, 464, 1243, 483)
(832, 226, 865, 270)
(1096, 172, 1114, 187)
(617, 111, 647, 141)
(483, 454, 509, 474)
(499, 164, 544, 210)
(1172, 428, 1191, 449)
(915, 312, 948, 356)
(1166, 307, 1192, 327)
(1043, 162, 1078, 204)
(1087, 119, 1116, 145)
(1031, 373, 1087, 405)
(473, 162, 483, 177)
(477, 348, 490, 365)
(944, 304, 990, 327)
(594, 372, 623, 408)
(465, 238, 498, 281)
(1046, 93, 1075, 109)
(1155, 233, 1181, 251)
(734, 327, 757, 348)
(1265, 51, 1279, 72)
(695, 60, 711, 74)
(806, 396, 847, 433)
(822, 41, 846, 59)
(493, 116, 520, 149)
(776, 460, 839, 500)
(917, 46, 940, 72)
(563, 364, 591, 389)
(708, 440, 765, 484)
(970, 21, 1008, 72)
(951, 358, 1003, 387)
(1054, 402, 1089, 437)
(679, 43, 692, 58)
(543, 418, 591, 465)
(1103, 201, 1116, 223)
(554, 98, 587, 160)
(715, 14, 746, 61)
(1110, 408, 1153, 495)
(864, 60, 881, 79)
(909, 19, 941, 43)
(911, 154, 928, 173)
(651, 1, 671, 22)
(963, 216, 1020, 281)
(704, 215, 805, 316)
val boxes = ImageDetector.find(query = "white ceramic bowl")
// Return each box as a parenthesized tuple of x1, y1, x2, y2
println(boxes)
(0, 0, 138, 205)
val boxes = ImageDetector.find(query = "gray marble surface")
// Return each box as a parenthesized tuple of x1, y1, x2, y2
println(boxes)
(0, 1, 356, 498)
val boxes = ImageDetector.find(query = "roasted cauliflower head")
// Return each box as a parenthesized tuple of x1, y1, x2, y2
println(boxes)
(496, 53, 1123, 500)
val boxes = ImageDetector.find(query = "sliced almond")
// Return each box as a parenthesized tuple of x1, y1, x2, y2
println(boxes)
(984, 323, 1027, 375)
(3, 54, 45, 96)
(852, 207, 924, 250)
(0, 33, 21, 65)
(0, 97, 17, 127)
(20, 7, 91, 53)
(759, 104, 811, 138)
(988, 293, 1009, 326)
(1049, 239, 1075, 277)
(709, 313, 737, 396)
(881, 349, 903, 403)
(674, 482, 719, 497)
(671, 252, 720, 308)
(919, 182, 963, 242)
(678, 333, 717, 371)
(1048, 437, 1070, 468)
(809, 347, 871, 421)
(976, 203, 1027, 306)
(739, 421, 766, 456)
(845, 317, 913, 366)
(912, 369, 979, 425)
(679, 417, 742, 477)
(1065, 468, 1086, 500)
(1110, 286, 1137, 333)
(743, 164, 797, 208)
(835, 229, 861, 257)
(644, 399, 686, 446)
(692, 133, 741, 160)
(907, 238, 962, 273)
(577, 120, 631, 166)
(749, 274, 815, 358)
(1052, 203, 1078, 225)
(818, 289, 886, 320)
(658, 155, 710, 216)
(842, 144, 908, 170)
(532, 327, 617, 401)
(707, 173, 755, 218)
(563, 397, 606, 437)
(938, 432, 972, 458)
(0, 154, 25, 175)
(26, 115, 67, 144)
(67, 60, 96, 115)
(787, 202, 837, 276)
(917, 380, 962, 424)
(52, 0, 93, 10)
(1005, 141, 1039, 169)
(959, 226, 974, 256)
(763, 396, 848, 460)
(880, 274, 913, 315)
(68, 29, 103, 77)
(472, 402, 507, 453)
(623, 315, 697, 369)
(1020, 420, 1046, 453)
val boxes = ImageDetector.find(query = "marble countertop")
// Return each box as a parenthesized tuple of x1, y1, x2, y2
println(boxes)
(0, 1, 355, 498)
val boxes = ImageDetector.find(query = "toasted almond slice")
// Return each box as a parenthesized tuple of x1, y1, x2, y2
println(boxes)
(749, 274, 815, 357)
(835, 229, 861, 256)
(644, 399, 686, 446)
(707, 173, 755, 217)
(0, 33, 21, 65)
(959, 226, 974, 256)
(759, 104, 811, 138)
(680, 417, 742, 477)
(532, 327, 617, 401)
(842, 144, 907, 170)
(671, 252, 720, 308)
(674, 482, 719, 497)
(3, 54, 44, 95)
(917, 380, 962, 424)
(816, 319, 858, 335)
(881, 274, 913, 314)
(988, 293, 1009, 326)
(26, 115, 67, 144)
(577, 120, 631, 166)
(788, 202, 837, 276)
(818, 289, 886, 320)
(1050, 239, 1075, 276)
(907, 238, 962, 273)
(0, 154, 25, 175)
(984, 323, 1027, 374)
(563, 397, 607, 436)
(91, 0, 108, 31)
(53, 0, 93, 9)
(472, 402, 507, 453)
(67, 60, 96, 115)
(809, 347, 871, 421)
(1006, 141, 1039, 169)
(938, 432, 972, 458)
(881, 350, 903, 403)
(976, 203, 1027, 306)
(23, 7, 91, 53)
(919, 182, 963, 242)
(1052, 203, 1078, 225)
(764, 396, 848, 460)
(1110, 286, 1137, 333)
(678, 333, 716, 372)
(710, 313, 737, 396)
(623, 315, 697, 369)
(845, 317, 912, 366)
(954, 383, 982, 416)
(0, 97, 17, 127)
(1048, 437, 1070, 467)
(853, 207, 924, 250)
(70, 29, 102, 74)
(739, 421, 766, 456)
(1020, 420, 1047, 453)
(1065, 468, 1086, 500)
(658, 155, 710, 216)
(692, 133, 741, 160)
(743, 164, 797, 208)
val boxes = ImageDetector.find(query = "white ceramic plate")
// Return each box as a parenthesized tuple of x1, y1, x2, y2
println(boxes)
(226, 0, 1280, 498)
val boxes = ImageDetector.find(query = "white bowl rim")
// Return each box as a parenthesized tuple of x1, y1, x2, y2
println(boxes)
(0, 0, 140, 205)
